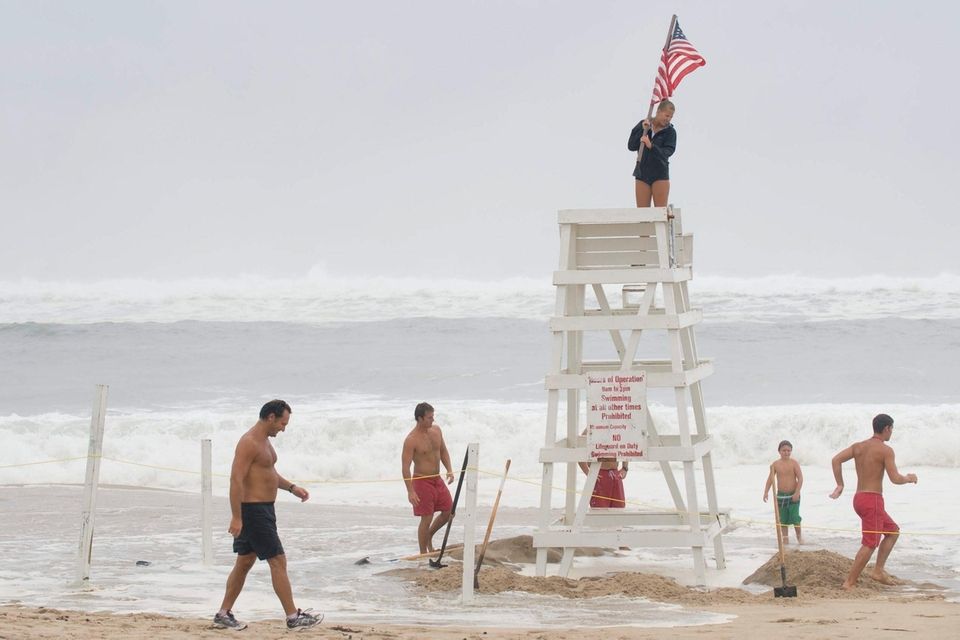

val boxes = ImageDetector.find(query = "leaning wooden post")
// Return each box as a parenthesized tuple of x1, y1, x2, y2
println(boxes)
(201, 439, 213, 565)
(460, 443, 479, 603)
(77, 384, 108, 584)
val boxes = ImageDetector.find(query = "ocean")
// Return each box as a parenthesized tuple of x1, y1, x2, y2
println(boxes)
(1, 272, 958, 625)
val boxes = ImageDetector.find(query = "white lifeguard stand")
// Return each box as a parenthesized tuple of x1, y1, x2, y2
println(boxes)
(533, 207, 728, 585)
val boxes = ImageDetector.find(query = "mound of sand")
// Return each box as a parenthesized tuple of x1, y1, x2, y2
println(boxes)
(394, 565, 758, 604)
(743, 549, 897, 592)
(446, 535, 610, 567)
(382, 540, 940, 604)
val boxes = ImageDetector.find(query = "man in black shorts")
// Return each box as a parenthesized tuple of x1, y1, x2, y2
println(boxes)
(212, 399, 322, 630)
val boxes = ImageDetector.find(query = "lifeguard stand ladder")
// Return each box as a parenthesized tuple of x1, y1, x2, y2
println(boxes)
(533, 207, 728, 585)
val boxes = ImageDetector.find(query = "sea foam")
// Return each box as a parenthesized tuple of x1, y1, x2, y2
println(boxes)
(1, 272, 958, 324)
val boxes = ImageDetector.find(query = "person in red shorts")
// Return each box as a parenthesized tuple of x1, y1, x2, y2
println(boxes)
(578, 436, 628, 508)
(829, 413, 918, 589)
(401, 402, 455, 554)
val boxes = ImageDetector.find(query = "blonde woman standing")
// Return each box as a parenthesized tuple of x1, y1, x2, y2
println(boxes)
(628, 100, 677, 207)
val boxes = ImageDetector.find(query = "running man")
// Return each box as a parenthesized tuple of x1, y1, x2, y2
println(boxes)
(829, 413, 918, 589)
(213, 399, 322, 630)
(401, 402, 455, 554)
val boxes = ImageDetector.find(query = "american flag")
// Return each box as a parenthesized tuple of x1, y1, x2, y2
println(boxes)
(651, 21, 706, 104)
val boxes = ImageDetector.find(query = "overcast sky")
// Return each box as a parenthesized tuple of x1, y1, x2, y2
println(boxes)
(2, 1, 957, 281)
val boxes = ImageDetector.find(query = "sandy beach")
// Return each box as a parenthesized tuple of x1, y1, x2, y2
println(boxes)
(3, 599, 959, 639)
(2, 484, 958, 639)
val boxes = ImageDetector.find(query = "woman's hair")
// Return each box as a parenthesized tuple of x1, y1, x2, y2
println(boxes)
(656, 99, 675, 113)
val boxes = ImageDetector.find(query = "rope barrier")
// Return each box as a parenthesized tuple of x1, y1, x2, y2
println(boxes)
(2, 455, 957, 537)
(0, 455, 90, 469)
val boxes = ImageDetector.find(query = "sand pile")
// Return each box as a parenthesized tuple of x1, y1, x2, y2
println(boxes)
(384, 541, 937, 604)
(446, 535, 609, 567)
(743, 549, 896, 593)
(399, 565, 758, 604)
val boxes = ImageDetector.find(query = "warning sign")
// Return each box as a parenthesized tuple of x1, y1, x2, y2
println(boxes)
(586, 371, 647, 460)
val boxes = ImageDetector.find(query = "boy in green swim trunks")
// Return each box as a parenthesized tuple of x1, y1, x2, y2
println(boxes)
(763, 440, 804, 544)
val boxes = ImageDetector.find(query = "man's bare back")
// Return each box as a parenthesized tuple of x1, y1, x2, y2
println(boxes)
(830, 433, 916, 499)
(848, 437, 895, 494)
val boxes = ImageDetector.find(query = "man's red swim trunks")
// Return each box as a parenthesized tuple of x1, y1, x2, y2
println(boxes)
(590, 469, 625, 508)
(412, 476, 453, 517)
(853, 491, 899, 549)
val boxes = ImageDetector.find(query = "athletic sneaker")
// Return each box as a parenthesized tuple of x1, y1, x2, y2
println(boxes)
(286, 608, 323, 629)
(213, 610, 248, 630)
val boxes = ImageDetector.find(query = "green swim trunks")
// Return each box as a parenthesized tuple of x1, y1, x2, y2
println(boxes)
(777, 492, 801, 525)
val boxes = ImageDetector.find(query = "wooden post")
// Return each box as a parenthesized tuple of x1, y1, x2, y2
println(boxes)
(460, 443, 479, 602)
(201, 439, 213, 566)
(77, 384, 108, 584)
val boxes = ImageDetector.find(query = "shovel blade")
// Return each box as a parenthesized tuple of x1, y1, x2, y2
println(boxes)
(774, 585, 798, 598)
(428, 559, 446, 569)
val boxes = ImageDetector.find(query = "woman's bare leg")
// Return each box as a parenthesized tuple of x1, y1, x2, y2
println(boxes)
(635, 181, 652, 207)
(651, 180, 670, 207)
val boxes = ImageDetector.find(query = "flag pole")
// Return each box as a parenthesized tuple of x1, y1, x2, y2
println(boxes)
(637, 14, 678, 165)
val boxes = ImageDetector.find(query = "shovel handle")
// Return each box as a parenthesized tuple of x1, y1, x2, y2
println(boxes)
(772, 477, 787, 564)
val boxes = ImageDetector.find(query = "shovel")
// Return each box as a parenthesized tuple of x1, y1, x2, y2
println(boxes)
(430, 447, 469, 569)
(772, 477, 798, 597)
(473, 459, 511, 588)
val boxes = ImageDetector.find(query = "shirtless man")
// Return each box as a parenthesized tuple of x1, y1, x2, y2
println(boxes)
(829, 413, 918, 589)
(401, 402, 455, 554)
(213, 400, 322, 630)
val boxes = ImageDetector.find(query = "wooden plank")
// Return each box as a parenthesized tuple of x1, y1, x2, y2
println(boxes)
(549, 310, 702, 331)
(574, 250, 661, 268)
(582, 510, 729, 528)
(461, 443, 479, 602)
(545, 362, 714, 390)
(559, 208, 669, 224)
(677, 234, 694, 266)
(577, 237, 659, 252)
(553, 267, 692, 285)
(577, 359, 715, 371)
(77, 384, 109, 584)
(533, 530, 707, 548)
(575, 223, 657, 239)
(201, 439, 213, 566)
(591, 284, 625, 359)
(647, 413, 687, 514)
(583, 307, 671, 316)
(539, 436, 714, 464)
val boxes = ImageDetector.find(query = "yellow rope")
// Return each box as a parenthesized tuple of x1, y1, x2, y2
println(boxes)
(0, 455, 89, 469)
(2, 456, 956, 537)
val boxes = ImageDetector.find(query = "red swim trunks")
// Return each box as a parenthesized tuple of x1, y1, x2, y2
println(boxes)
(853, 491, 899, 549)
(412, 476, 453, 517)
(590, 469, 625, 508)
